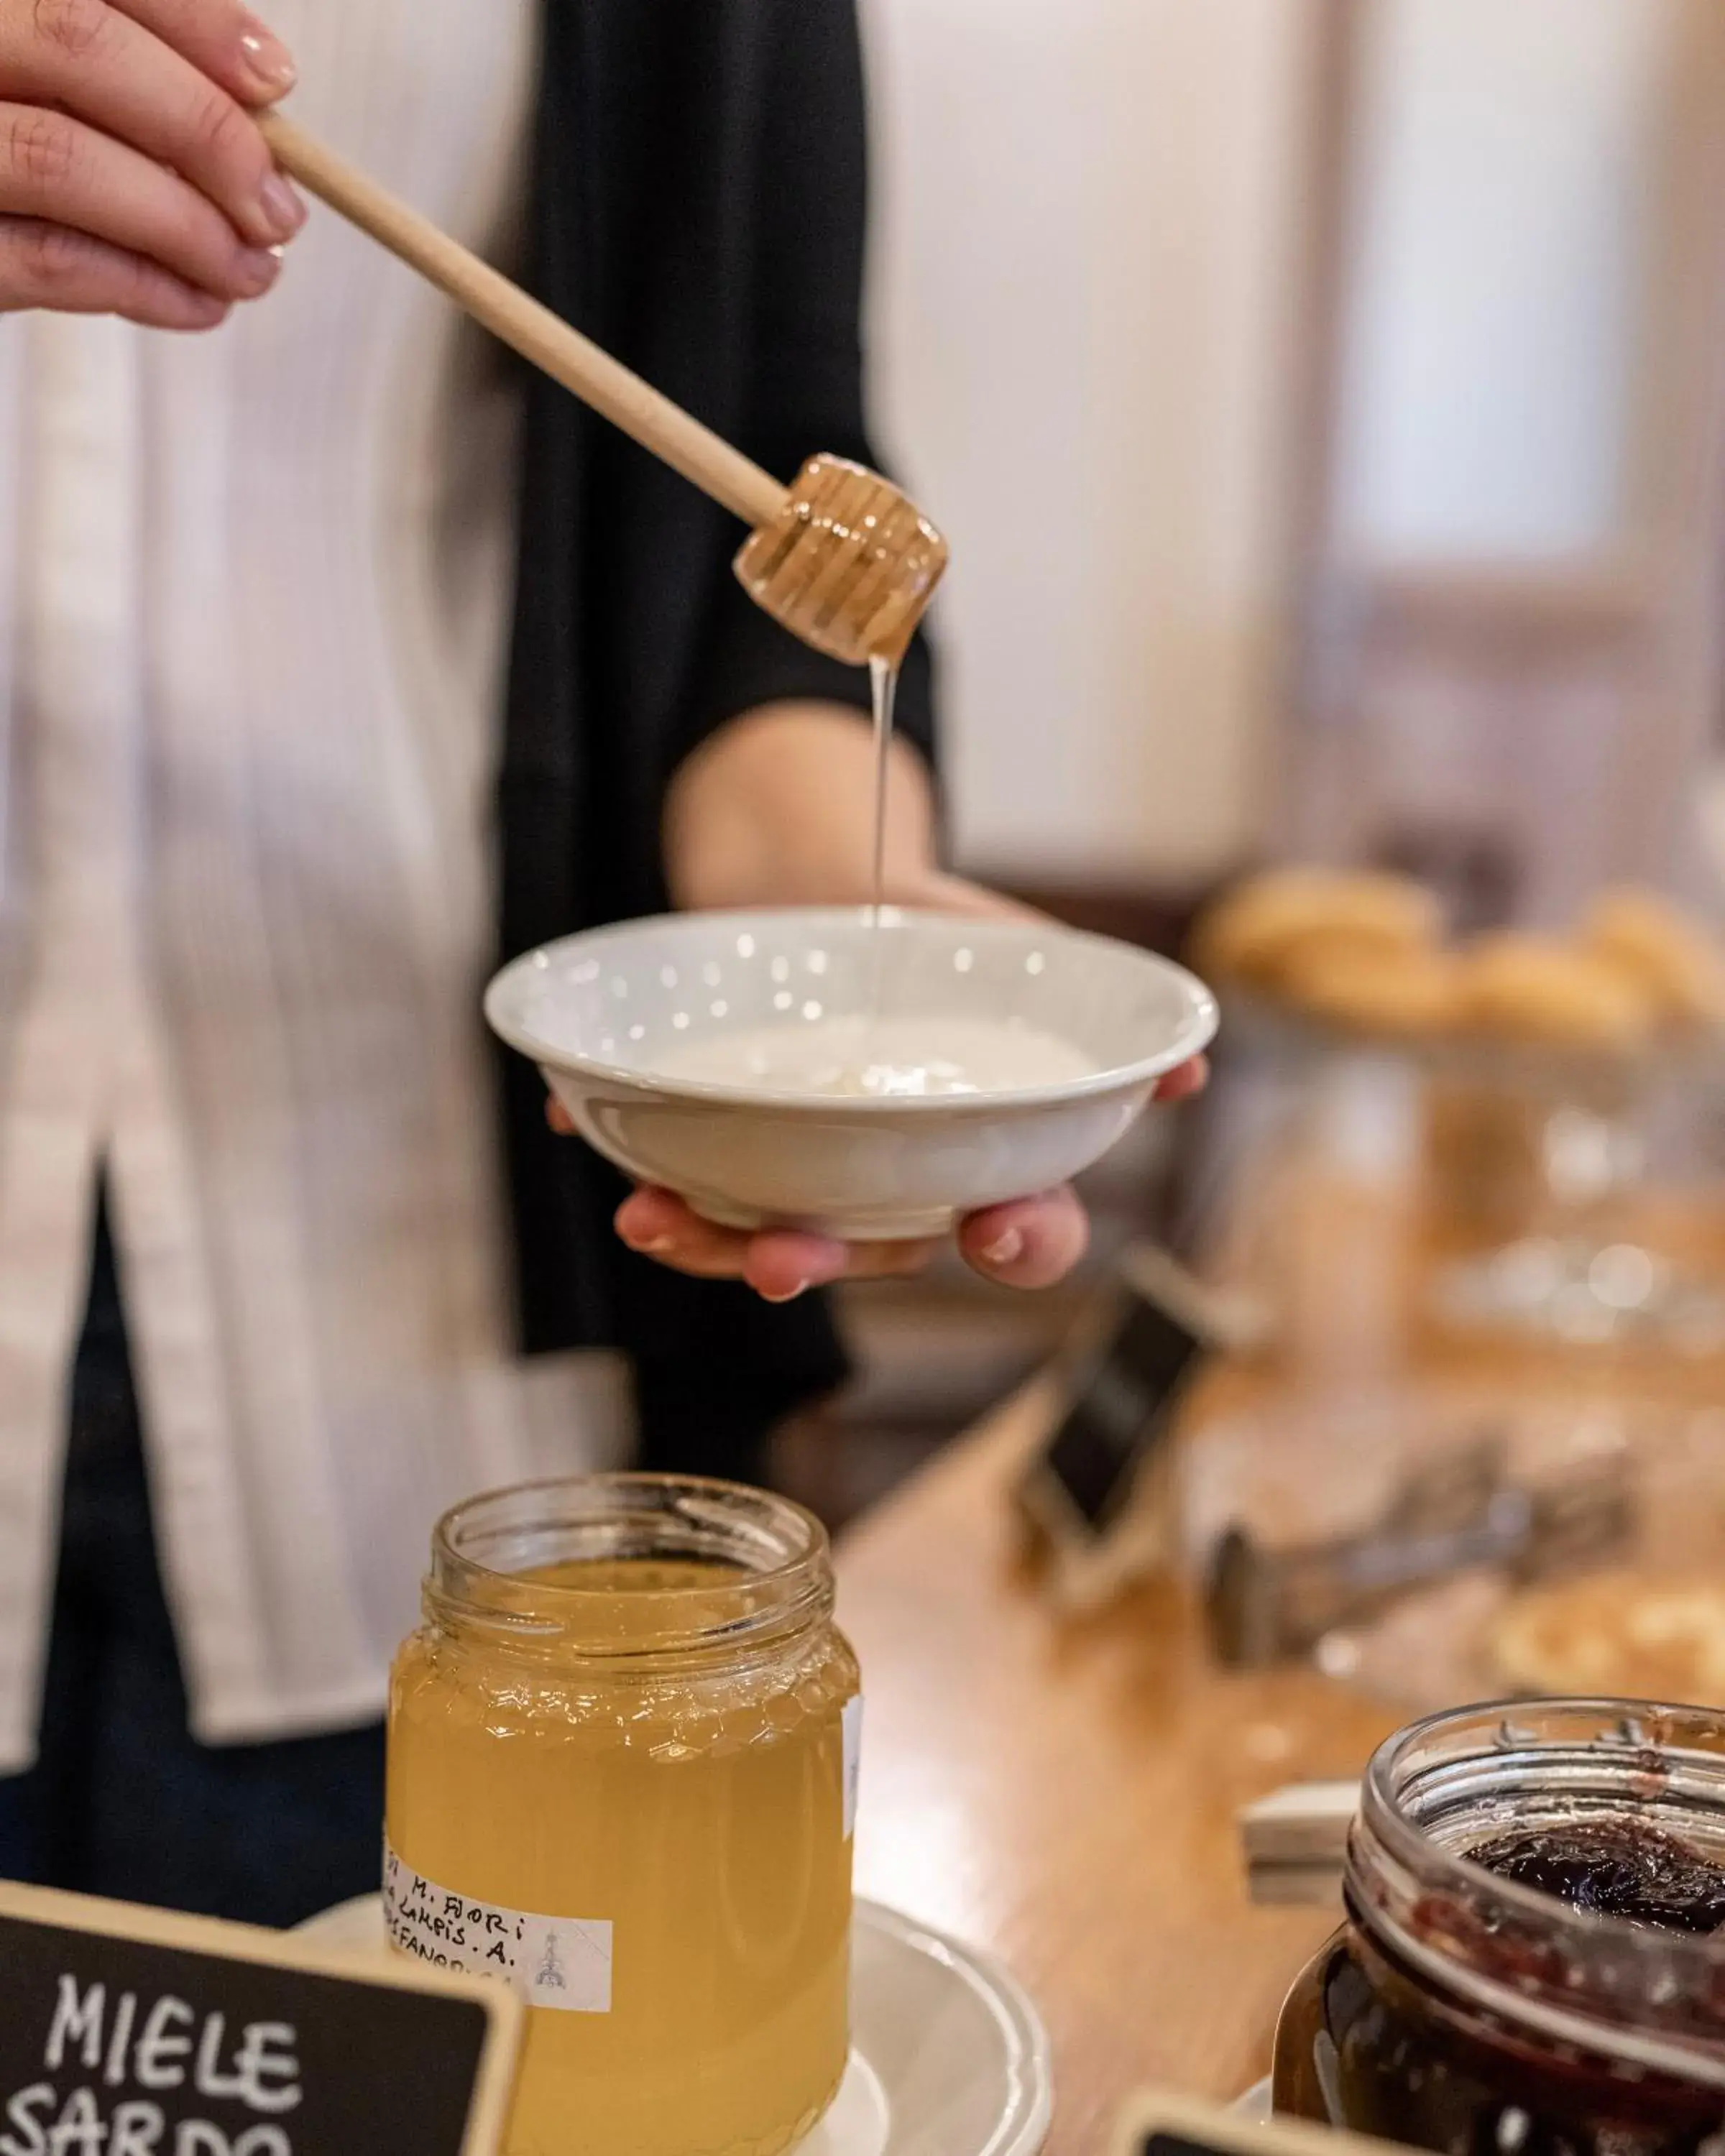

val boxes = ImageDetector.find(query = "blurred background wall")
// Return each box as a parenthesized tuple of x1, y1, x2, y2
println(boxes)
(860, 0, 1725, 916)
(860, 0, 1308, 889)
(1338, 0, 1678, 563)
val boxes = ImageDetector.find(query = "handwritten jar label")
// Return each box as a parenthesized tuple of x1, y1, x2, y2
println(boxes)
(384, 1843, 612, 2014)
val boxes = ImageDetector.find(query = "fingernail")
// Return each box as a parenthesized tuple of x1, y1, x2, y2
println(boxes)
(178, 292, 230, 331)
(238, 19, 298, 93)
(234, 247, 282, 295)
(981, 1228, 1024, 1268)
(257, 171, 305, 240)
(761, 1281, 809, 1304)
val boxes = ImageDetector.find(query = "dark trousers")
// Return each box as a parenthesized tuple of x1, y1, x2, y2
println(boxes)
(0, 1202, 386, 1928)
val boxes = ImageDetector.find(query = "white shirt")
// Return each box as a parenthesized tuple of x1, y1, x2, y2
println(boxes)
(0, 0, 622, 1773)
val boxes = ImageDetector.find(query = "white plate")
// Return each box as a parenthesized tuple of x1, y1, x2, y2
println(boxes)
(298, 1894, 1053, 2156)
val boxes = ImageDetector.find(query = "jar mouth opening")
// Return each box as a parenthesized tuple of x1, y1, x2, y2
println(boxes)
(426, 1473, 832, 1658)
(1353, 1696, 1725, 2087)
(1363, 1694, 1725, 1961)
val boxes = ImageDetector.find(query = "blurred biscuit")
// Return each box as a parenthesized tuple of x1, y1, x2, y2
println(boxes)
(1193, 869, 1440, 990)
(1454, 932, 1654, 1051)
(1492, 1572, 1725, 1705)
(1279, 943, 1461, 1038)
(1581, 885, 1725, 1029)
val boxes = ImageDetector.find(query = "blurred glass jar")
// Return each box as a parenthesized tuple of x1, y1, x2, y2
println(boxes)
(386, 1475, 860, 2156)
(1274, 1700, 1725, 2155)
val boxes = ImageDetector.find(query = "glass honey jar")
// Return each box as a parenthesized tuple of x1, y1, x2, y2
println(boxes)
(385, 1475, 861, 2156)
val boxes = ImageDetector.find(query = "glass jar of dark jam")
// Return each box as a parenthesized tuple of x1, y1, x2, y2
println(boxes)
(1274, 1700, 1725, 2156)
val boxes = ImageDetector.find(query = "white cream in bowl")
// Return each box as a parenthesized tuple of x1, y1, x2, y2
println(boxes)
(485, 908, 1217, 1238)
(656, 1013, 1098, 1099)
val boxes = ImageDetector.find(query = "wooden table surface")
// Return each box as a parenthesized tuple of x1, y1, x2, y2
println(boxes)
(835, 1372, 1392, 2156)
(832, 1170, 1725, 2156)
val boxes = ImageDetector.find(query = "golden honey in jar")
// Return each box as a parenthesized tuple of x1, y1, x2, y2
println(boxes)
(385, 1475, 860, 2156)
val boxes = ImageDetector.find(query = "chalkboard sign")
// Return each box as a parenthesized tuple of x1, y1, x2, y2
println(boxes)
(1041, 1288, 1206, 1534)
(0, 1879, 521, 2156)
(1017, 1246, 1266, 1608)
(1111, 2088, 1405, 2156)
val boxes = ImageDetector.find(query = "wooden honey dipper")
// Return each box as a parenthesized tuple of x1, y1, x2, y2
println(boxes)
(258, 111, 947, 665)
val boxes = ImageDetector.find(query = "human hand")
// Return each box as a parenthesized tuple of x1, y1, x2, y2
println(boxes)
(0, 0, 304, 330)
(593, 1045, 1208, 1300)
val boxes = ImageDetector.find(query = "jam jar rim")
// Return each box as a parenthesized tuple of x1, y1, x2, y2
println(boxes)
(425, 1471, 834, 1664)
(1351, 1695, 1725, 2088)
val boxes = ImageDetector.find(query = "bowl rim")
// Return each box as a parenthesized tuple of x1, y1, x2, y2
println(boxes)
(483, 906, 1219, 1115)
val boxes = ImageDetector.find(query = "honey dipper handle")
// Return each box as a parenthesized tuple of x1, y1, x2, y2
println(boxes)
(257, 110, 789, 531)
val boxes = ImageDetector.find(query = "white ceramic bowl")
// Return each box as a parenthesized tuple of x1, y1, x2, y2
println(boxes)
(485, 908, 1217, 1240)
